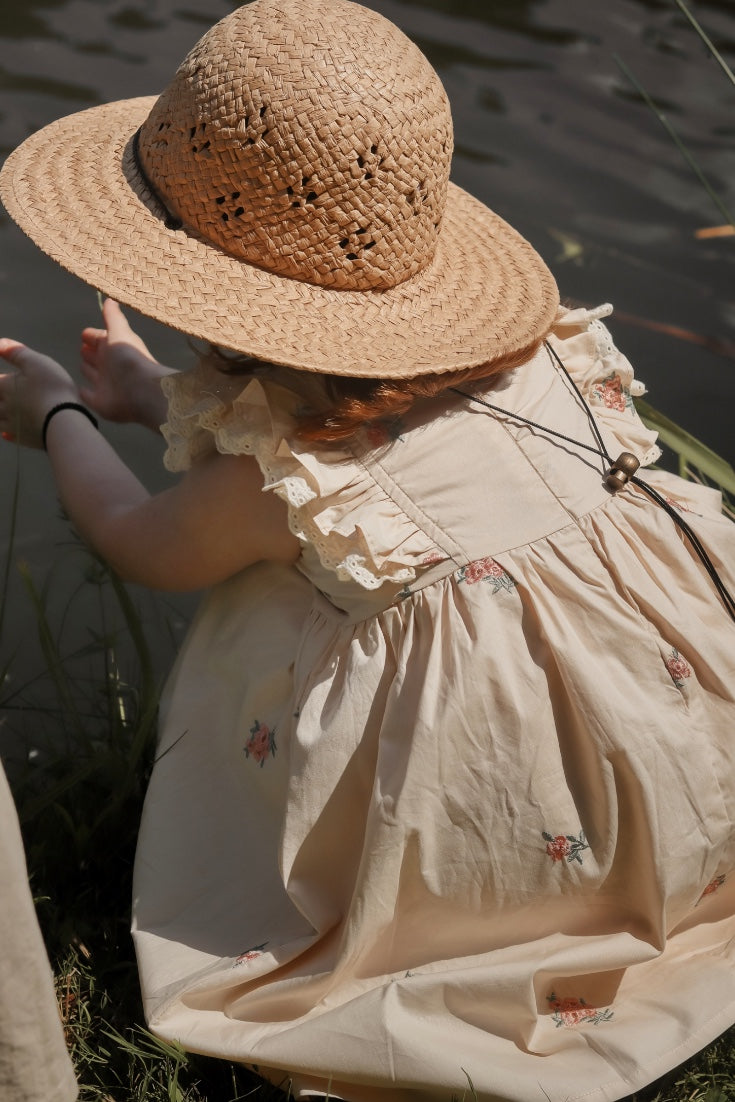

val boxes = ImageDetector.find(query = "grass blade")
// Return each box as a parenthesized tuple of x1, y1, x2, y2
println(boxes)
(106, 566, 157, 708)
(17, 561, 86, 735)
(673, 0, 735, 88)
(635, 397, 735, 491)
(18, 759, 98, 824)
(0, 440, 21, 648)
(613, 54, 735, 228)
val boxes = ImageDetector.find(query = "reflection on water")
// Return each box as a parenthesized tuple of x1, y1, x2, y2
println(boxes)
(0, 66, 98, 103)
(403, 0, 582, 44)
(0, 0, 732, 607)
(0, 0, 732, 438)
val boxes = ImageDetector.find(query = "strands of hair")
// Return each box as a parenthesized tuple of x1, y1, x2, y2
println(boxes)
(204, 339, 544, 445)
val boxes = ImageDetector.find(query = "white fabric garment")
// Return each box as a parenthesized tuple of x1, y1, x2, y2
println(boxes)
(0, 764, 78, 1102)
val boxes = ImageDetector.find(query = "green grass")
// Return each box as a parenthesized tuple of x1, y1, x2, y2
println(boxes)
(3, 544, 288, 1101)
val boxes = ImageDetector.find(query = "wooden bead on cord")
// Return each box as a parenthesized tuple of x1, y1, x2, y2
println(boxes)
(605, 451, 640, 492)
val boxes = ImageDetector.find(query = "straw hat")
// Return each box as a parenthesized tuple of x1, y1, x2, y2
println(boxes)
(0, 0, 558, 377)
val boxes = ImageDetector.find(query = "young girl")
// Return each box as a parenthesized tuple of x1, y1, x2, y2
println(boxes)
(1, 1, 734, 1100)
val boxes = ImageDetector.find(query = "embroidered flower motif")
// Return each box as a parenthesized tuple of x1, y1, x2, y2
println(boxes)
(421, 551, 445, 566)
(543, 830, 589, 865)
(234, 941, 268, 966)
(666, 647, 691, 688)
(591, 372, 633, 413)
(457, 557, 516, 593)
(664, 496, 690, 513)
(547, 992, 614, 1028)
(244, 720, 276, 765)
(699, 874, 726, 902)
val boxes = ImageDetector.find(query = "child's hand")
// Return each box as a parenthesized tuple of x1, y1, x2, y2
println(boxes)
(80, 299, 174, 429)
(0, 340, 79, 448)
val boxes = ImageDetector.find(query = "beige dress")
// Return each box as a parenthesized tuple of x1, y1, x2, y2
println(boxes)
(0, 764, 78, 1102)
(133, 305, 735, 1102)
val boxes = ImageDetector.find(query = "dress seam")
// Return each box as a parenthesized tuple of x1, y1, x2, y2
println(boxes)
(353, 448, 465, 565)
(461, 370, 609, 539)
(355, 351, 623, 571)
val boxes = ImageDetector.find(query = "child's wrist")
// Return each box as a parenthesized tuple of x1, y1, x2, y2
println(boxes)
(42, 401, 99, 450)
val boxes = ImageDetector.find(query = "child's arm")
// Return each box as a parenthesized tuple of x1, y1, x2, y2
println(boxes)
(0, 339, 300, 591)
(79, 299, 176, 432)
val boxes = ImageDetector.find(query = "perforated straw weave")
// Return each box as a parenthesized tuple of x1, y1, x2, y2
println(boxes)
(0, 0, 559, 377)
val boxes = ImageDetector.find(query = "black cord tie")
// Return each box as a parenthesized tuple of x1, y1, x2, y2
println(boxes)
(451, 340, 735, 624)
(131, 127, 183, 232)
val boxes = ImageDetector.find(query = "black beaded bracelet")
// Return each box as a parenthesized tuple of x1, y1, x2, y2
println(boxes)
(42, 402, 99, 451)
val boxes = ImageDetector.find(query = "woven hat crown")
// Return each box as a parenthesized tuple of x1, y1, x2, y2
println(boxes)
(0, 0, 559, 377)
(138, 0, 453, 291)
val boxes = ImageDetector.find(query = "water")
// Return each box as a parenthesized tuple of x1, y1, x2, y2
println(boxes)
(2, 0, 733, 444)
(2, 0, 733, 451)
(0, 0, 733, 749)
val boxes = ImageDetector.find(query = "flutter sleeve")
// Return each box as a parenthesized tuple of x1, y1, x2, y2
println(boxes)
(160, 361, 441, 589)
(550, 303, 661, 467)
(551, 304, 723, 514)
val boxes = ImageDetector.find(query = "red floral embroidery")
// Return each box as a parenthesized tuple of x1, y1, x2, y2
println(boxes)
(244, 720, 276, 766)
(458, 557, 516, 593)
(664, 496, 690, 513)
(591, 372, 632, 413)
(548, 993, 614, 1028)
(464, 557, 504, 583)
(699, 874, 726, 902)
(545, 835, 570, 862)
(234, 941, 268, 966)
(543, 829, 589, 864)
(665, 648, 691, 688)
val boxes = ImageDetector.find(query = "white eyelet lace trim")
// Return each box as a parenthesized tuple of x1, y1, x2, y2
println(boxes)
(161, 370, 433, 590)
(161, 309, 666, 589)
(556, 305, 662, 469)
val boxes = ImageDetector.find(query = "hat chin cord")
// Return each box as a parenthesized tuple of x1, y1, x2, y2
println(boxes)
(132, 127, 183, 232)
(452, 342, 735, 624)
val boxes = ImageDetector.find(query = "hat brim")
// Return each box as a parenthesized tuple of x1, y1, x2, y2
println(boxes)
(0, 98, 559, 377)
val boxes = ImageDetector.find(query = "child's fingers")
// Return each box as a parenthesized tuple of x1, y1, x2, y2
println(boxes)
(81, 332, 106, 365)
(81, 326, 107, 343)
(80, 342, 101, 369)
(0, 338, 27, 364)
(102, 298, 132, 340)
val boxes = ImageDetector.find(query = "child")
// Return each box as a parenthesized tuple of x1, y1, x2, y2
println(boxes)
(1, 1, 734, 1100)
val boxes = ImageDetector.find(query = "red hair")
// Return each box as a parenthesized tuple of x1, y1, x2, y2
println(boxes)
(206, 338, 544, 446)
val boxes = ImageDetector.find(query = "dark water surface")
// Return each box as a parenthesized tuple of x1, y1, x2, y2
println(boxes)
(0, 0, 733, 741)
(1, 0, 733, 445)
